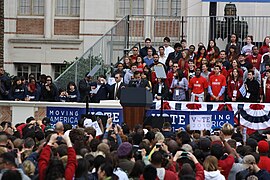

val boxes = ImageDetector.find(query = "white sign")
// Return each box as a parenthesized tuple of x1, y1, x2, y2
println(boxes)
(89, 121, 103, 136)
(190, 115, 212, 130)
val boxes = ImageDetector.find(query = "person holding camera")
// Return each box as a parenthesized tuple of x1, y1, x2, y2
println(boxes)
(38, 133, 77, 180)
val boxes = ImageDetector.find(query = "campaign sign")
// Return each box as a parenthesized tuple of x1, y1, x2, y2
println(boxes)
(145, 110, 234, 131)
(47, 107, 123, 127)
(190, 115, 212, 130)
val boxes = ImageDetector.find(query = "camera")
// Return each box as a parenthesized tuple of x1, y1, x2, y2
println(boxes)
(180, 151, 189, 158)
(56, 136, 63, 143)
(156, 143, 162, 148)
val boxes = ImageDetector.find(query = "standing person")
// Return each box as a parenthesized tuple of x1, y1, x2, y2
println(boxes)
(241, 35, 254, 56)
(244, 70, 260, 102)
(111, 62, 125, 78)
(40, 76, 58, 102)
(227, 59, 244, 81)
(136, 55, 146, 73)
(225, 33, 241, 55)
(261, 69, 270, 103)
(66, 81, 80, 102)
(227, 68, 243, 102)
(188, 45, 196, 60)
(206, 39, 217, 55)
(140, 38, 156, 58)
(143, 48, 154, 67)
(203, 156, 225, 180)
(201, 63, 210, 82)
(123, 56, 132, 69)
(109, 73, 125, 100)
(153, 78, 170, 100)
(194, 46, 207, 68)
(165, 43, 182, 67)
(130, 46, 139, 63)
(78, 73, 92, 102)
(227, 45, 239, 63)
(0, 67, 11, 100)
(124, 63, 137, 84)
(178, 50, 190, 70)
(163, 36, 174, 57)
(208, 46, 220, 69)
(259, 36, 270, 55)
(90, 75, 110, 103)
(181, 39, 188, 50)
(158, 46, 167, 65)
(219, 50, 231, 70)
(208, 65, 226, 101)
(166, 62, 178, 88)
(189, 68, 208, 102)
(170, 69, 188, 101)
(246, 46, 262, 71)
(9, 76, 27, 101)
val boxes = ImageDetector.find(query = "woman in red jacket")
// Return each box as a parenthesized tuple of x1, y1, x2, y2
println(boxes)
(259, 36, 270, 55)
(227, 68, 243, 102)
(227, 59, 244, 81)
(38, 133, 77, 180)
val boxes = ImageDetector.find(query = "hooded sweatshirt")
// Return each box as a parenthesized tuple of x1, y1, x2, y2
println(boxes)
(204, 170, 225, 180)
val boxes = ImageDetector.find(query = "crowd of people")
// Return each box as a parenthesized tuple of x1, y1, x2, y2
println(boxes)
(1, 34, 270, 103)
(1, 116, 270, 179)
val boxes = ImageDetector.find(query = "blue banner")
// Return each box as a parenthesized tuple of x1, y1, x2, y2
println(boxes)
(202, 0, 269, 2)
(146, 110, 234, 131)
(47, 107, 123, 127)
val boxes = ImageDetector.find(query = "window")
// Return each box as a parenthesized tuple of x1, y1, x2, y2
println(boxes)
(53, 64, 68, 79)
(56, 0, 80, 16)
(118, 0, 144, 16)
(156, 0, 181, 16)
(18, 0, 44, 15)
(16, 64, 41, 80)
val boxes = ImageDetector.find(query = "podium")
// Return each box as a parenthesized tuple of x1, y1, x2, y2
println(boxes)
(120, 87, 153, 129)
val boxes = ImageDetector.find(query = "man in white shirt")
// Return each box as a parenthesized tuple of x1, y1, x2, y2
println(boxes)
(163, 36, 174, 57)
(158, 46, 167, 64)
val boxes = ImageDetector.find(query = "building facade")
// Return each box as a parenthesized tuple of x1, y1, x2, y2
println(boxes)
(3, 0, 270, 79)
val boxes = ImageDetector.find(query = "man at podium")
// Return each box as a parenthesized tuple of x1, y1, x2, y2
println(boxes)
(128, 71, 151, 91)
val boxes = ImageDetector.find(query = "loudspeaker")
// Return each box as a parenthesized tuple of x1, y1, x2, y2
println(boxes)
(120, 87, 153, 107)
(144, 116, 172, 130)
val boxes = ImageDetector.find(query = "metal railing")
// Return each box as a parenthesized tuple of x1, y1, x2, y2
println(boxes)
(54, 16, 130, 89)
(129, 15, 270, 48)
(55, 15, 270, 89)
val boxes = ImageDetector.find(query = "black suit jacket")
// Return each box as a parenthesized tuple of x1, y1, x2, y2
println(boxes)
(78, 79, 91, 102)
(128, 79, 150, 89)
(165, 51, 182, 67)
(90, 83, 110, 103)
(109, 82, 126, 100)
(152, 83, 169, 100)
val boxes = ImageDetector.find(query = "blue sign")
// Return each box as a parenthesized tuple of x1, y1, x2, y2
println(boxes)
(47, 107, 123, 127)
(202, 0, 269, 2)
(146, 110, 234, 131)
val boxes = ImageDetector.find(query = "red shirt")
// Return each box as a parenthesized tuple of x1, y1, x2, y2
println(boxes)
(259, 45, 269, 55)
(189, 76, 208, 94)
(227, 68, 244, 80)
(265, 79, 270, 103)
(209, 67, 228, 79)
(246, 54, 262, 70)
(227, 79, 243, 100)
(209, 74, 227, 100)
(258, 155, 270, 173)
(166, 71, 174, 87)
(218, 155, 235, 180)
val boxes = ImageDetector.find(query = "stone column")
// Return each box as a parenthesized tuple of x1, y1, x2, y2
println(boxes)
(44, 0, 52, 38)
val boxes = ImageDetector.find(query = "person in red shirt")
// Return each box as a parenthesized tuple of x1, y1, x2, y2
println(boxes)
(211, 132, 236, 180)
(227, 59, 244, 81)
(259, 36, 270, 55)
(257, 140, 270, 173)
(209, 59, 228, 79)
(227, 68, 244, 102)
(194, 46, 207, 68)
(166, 62, 178, 87)
(130, 46, 139, 63)
(261, 69, 270, 102)
(246, 46, 262, 71)
(208, 65, 227, 101)
(189, 68, 208, 102)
